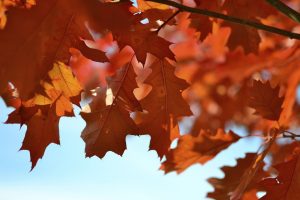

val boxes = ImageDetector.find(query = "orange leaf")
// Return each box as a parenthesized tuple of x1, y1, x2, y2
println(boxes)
(139, 59, 192, 158)
(81, 60, 141, 158)
(248, 80, 284, 121)
(161, 129, 240, 174)
(259, 153, 300, 200)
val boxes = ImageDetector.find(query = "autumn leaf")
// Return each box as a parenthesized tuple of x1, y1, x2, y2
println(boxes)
(222, 0, 276, 53)
(81, 60, 141, 158)
(6, 104, 60, 169)
(1, 83, 21, 108)
(208, 153, 268, 200)
(136, 0, 169, 11)
(161, 129, 240, 174)
(33, 62, 82, 116)
(0, 0, 107, 100)
(118, 27, 175, 64)
(6, 104, 38, 126)
(138, 59, 192, 158)
(0, 0, 36, 29)
(190, 0, 221, 40)
(278, 67, 300, 127)
(259, 153, 300, 200)
(248, 80, 284, 121)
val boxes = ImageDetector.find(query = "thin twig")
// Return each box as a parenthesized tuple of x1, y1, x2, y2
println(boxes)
(156, 9, 181, 33)
(282, 130, 300, 139)
(146, 0, 300, 40)
(266, 0, 300, 23)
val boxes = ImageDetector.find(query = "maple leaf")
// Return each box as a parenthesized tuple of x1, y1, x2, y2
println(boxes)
(259, 153, 300, 200)
(22, 106, 60, 170)
(81, 61, 141, 158)
(223, 22, 261, 54)
(208, 153, 268, 200)
(161, 129, 240, 174)
(0, 0, 107, 100)
(118, 27, 175, 64)
(33, 62, 82, 116)
(82, 0, 139, 35)
(6, 104, 38, 126)
(222, 0, 276, 53)
(6, 104, 60, 169)
(139, 59, 192, 158)
(190, 0, 221, 40)
(248, 80, 284, 121)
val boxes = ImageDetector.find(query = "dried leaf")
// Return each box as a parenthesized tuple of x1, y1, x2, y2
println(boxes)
(139, 59, 192, 158)
(81, 61, 141, 158)
(248, 80, 284, 121)
(161, 129, 240, 174)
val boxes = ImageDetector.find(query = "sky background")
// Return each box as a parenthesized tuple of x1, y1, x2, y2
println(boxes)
(0, 97, 263, 200)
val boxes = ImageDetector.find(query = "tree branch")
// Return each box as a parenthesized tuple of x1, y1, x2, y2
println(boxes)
(156, 9, 181, 33)
(146, 0, 300, 40)
(266, 0, 300, 23)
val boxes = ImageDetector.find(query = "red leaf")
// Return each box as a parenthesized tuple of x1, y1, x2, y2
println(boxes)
(81, 61, 141, 158)
(259, 153, 300, 200)
(208, 153, 268, 200)
(139, 59, 192, 158)
(248, 80, 284, 121)
(161, 129, 240, 174)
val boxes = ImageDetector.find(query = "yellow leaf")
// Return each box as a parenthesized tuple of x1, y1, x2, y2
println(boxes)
(48, 62, 82, 98)
(136, 0, 169, 11)
(32, 62, 82, 116)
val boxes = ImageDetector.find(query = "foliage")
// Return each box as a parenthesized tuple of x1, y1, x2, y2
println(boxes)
(2, 0, 300, 199)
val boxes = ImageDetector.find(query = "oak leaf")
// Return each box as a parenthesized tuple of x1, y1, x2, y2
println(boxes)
(161, 129, 240, 174)
(208, 153, 268, 200)
(0, 0, 106, 100)
(139, 59, 192, 158)
(33, 62, 82, 116)
(118, 28, 175, 64)
(222, 0, 276, 53)
(248, 80, 284, 121)
(6, 104, 60, 169)
(81, 61, 141, 158)
(259, 153, 300, 200)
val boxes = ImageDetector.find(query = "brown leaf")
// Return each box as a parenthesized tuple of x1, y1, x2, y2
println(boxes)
(161, 129, 240, 174)
(208, 153, 268, 200)
(222, 0, 276, 53)
(118, 28, 174, 64)
(0, 0, 107, 100)
(81, 61, 141, 158)
(248, 80, 284, 121)
(139, 59, 192, 158)
(259, 153, 300, 200)
(6, 104, 60, 169)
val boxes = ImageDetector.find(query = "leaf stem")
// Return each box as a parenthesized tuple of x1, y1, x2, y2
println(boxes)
(146, 0, 300, 40)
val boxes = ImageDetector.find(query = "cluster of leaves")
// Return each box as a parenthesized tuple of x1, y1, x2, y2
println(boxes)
(2, 0, 300, 199)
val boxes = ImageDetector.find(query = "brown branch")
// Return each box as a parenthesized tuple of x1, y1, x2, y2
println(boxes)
(282, 130, 300, 139)
(156, 9, 181, 33)
(266, 0, 300, 23)
(146, 0, 300, 40)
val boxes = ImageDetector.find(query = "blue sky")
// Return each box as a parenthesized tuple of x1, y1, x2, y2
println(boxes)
(0, 98, 262, 200)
